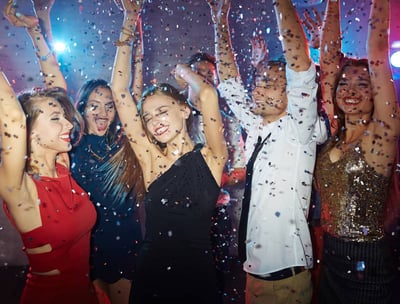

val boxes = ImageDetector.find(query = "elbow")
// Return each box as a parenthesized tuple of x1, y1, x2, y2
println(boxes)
(199, 86, 218, 105)
(8, 108, 27, 125)
(111, 86, 130, 102)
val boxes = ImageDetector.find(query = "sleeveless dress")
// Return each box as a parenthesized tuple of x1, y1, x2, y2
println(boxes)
(70, 134, 142, 283)
(315, 142, 396, 304)
(3, 164, 98, 304)
(130, 145, 222, 304)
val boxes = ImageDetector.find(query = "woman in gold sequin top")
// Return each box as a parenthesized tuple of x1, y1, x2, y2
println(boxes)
(314, 0, 400, 303)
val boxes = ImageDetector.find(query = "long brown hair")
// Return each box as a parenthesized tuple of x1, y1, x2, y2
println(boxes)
(18, 87, 83, 173)
(75, 79, 145, 201)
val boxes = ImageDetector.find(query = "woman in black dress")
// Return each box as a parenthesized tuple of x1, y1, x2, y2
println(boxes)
(110, 2, 228, 303)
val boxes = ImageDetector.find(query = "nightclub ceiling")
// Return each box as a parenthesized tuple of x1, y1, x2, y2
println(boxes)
(0, 0, 399, 95)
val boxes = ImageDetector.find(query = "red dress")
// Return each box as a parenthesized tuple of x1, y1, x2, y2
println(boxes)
(4, 164, 98, 304)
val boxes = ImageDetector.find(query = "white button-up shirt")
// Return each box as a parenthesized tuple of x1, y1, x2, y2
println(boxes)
(218, 64, 328, 275)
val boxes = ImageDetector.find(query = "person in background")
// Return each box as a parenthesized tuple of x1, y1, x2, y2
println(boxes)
(315, 0, 400, 302)
(208, 0, 327, 303)
(71, 77, 144, 304)
(70, 2, 145, 303)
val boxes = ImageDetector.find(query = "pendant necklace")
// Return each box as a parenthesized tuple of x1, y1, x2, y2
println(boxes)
(87, 143, 112, 161)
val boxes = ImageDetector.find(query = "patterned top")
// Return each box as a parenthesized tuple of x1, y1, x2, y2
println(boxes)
(316, 141, 390, 241)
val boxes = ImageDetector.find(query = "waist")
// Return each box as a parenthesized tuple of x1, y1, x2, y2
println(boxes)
(249, 266, 306, 281)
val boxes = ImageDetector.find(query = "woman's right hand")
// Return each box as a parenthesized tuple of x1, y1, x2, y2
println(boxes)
(31, 0, 55, 12)
(115, 0, 144, 14)
(4, 0, 38, 29)
(206, 0, 231, 24)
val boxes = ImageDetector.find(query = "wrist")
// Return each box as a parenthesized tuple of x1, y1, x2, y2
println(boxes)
(27, 25, 41, 34)
(36, 50, 54, 61)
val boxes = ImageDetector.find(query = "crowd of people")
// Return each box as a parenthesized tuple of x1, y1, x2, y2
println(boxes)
(0, 0, 399, 304)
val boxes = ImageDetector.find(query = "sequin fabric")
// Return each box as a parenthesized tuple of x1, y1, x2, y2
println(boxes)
(316, 141, 390, 241)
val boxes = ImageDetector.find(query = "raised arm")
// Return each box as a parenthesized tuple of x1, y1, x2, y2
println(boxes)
(207, 0, 239, 82)
(273, 0, 311, 71)
(111, 0, 147, 158)
(302, 8, 322, 50)
(368, 0, 400, 137)
(0, 69, 29, 205)
(365, 0, 400, 176)
(131, 16, 144, 103)
(32, 0, 55, 46)
(320, 0, 342, 135)
(174, 63, 227, 180)
(3, 0, 66, 90)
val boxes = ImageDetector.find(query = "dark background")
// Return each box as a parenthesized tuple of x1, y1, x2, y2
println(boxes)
(1, 0, 400, 96)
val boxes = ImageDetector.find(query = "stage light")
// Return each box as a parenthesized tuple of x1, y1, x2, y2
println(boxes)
(390, 51, 400, 68)
(53, 41, 67, 53)
(392, 41, 400, 49)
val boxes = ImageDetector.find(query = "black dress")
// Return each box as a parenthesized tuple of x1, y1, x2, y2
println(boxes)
(70, 134, 142, 283)
(130, 145, 222, 304)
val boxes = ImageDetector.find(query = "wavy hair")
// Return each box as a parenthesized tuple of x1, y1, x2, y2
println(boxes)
(18, 87, 83, 173)
(75, 79, 145, 202)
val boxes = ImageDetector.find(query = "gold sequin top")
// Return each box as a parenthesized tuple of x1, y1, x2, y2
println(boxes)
(315, 141, 390, 241)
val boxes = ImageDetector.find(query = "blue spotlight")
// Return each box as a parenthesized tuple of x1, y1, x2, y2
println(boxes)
(53, 41, 67, 53)
(390, 51, 400, 68)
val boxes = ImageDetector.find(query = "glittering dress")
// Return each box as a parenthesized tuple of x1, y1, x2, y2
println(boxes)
(130, 145, 221, 304)
(3, 164, 98, 304)
(70, 134, 142, 283)
(315, 141, 396, 304)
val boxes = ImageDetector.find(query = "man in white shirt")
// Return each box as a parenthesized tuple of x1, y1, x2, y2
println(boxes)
(207, 0, 328, 303)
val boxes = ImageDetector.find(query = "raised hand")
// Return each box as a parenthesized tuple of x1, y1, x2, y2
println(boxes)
(302, 8, 322, 49)
(114, 0, 144, 14)
(4, 0, 38, 29)
(31, 0, 54, 12)
(172, 64, 189, 91)
(250, 35, 268, 68)
(206, 0, 230, 24)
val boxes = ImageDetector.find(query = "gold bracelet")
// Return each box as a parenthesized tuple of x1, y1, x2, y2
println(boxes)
(114, 39, 133, 47)
(121, 26, 134, 35)
(115, 26, 135, 46)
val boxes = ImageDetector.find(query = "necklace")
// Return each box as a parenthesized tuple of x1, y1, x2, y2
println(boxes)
(87, 143, 112, 161)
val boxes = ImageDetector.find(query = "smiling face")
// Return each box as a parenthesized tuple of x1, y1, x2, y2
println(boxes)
(141, 92, 190, 144)
(30, 98, 74, 152)
(335, 64, 373, 116)
(251, 63, 288, 120)
(84, 86, 116, 136)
